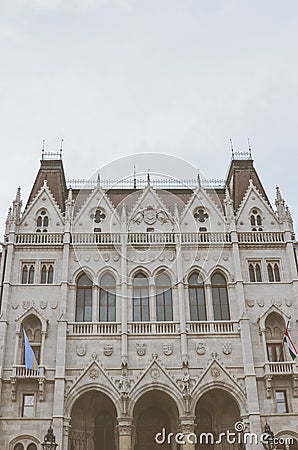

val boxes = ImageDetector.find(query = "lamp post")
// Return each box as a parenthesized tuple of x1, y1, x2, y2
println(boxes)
(41, 423, 58, 450)
(262, 422, 275, 450)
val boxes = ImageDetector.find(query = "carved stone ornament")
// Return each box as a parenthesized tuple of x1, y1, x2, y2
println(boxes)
(246, 299, 254, 308)
(151, 369, 160, 379)
(285, 298, 292, 307)
(89, 368, 99, 379)
(11, 301, 19, 310)
(196, 342, 206, 355)
(23, 301, 30, 309)
(257, 299, 265, 307)
(132, 206, 170, 226)
(163, 343, 173, 356)
(103, 344, 113, 356)
(211, 367, 220, 378)
(40, 301, 48, 309)
(76, 344, 87, 357)
(136, 343, 146, 356)
(222, 342, 232, 355)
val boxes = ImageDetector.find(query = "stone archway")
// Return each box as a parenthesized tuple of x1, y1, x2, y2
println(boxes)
(69, 390, 117, 450)
(195, 388, 241, 450)
(133, 390, 179, 450)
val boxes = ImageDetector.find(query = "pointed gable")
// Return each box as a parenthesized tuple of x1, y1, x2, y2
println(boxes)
(26, 157, 67, 213)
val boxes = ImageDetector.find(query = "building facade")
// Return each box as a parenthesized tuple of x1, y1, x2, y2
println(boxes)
(0, 151, 297, 450)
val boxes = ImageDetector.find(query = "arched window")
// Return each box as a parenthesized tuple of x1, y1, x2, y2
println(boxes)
(265, 313, 285, 362)
(188, 273, 206, 321)
(22, 315, 42, 366)
(133, 273, 149, 322)
(36, 209, 49, 232)
(41, 264, 54, 284)
(99, 274, 116, 322)
(14, 444, 24, 450)
(21, 264, 35, 284)
(250, 208, 263, 231)
(211, 273, 230, 320)
(267, 261, 281, 282)
(76, 274, 92, 322)
(248, 262, 262, 282)
(27, 444, 37, 450)
(156, 273, 173, 321)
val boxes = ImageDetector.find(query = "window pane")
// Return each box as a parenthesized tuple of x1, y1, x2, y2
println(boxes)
(78, 274, 92, 286)
(189, 273, 203, 286)
(48, 265, 54, 283)
(22, 266, 28, 284)
(256, 264, 262, 282)
(14, 444, 24, 450)
(249, 264, 255, 282)
(41, 266, 47, 284)
(28, 266, 34, 284)
(28, 445, 37, 450)
(268, 264, 274, 282)
(274, 264, 280, 282)
(276, 391, 288, 413)
(22, 394, 34, 417)
(156, 273, 171, 287)
(212, 273, 226, 285)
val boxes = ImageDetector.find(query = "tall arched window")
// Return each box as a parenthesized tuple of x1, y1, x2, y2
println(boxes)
(99, 274, 116, 322)
(22, 315, 42, 366)
(265, 313, 285, 362)
(156, 273, 173, 321)
(76, 274, 93, 322)
(211, 273, 230, 320)
(133, 273, 149, 322)
(250, 208, 263, 231)
(188, 273, 207, 321)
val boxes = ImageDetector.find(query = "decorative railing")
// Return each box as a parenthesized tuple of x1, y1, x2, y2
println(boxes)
(264, 361, 295, 375)
(238, 232, 285, 244)
(128, 233, 175, 244)
(12, 365, 43, 378)
(15, 233, 63, 244)
(71, 233, 121, 244)
(68, 322, 121, 335)
(181, 232, 231, 244)
(186, 321, 239, 334)
(128, 321, 179, 334)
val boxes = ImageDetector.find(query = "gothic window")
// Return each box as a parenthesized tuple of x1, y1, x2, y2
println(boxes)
(99, 274, 116, 322)
(22, 394, 35, 417)
(265, 313, 285, 362)
(133, 272, 149, 322)
(21, 264, 35, 284)
(22, 315, 42, 365)
(14, 445, 24, 450)
(188, 273, 207, 321)
(250, 208, 263, 231)
(275, 390, 288, 413)
(248, 261, 262, 282)
(156, 273, 173, 321)
(36, 209, 49, 232)
(40, 263, 54, 284)
(194, 207, 209, 223)
(27, 445, 37, 450)
(211, 272, 230, 320)
(267, 261, 281, 282)
(91, 208, 106, 232)
(76, 274, 93, 322)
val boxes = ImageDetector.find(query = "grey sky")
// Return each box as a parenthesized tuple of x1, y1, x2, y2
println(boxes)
(1, 0, 298, 234)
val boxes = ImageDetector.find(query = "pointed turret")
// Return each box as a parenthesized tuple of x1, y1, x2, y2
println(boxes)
(65, 188, 74, 224)
(224, 187, 235, 224)
(275, 186, 286, 222)
(12, 187, 22, 223)
(5, 207, 12, 235)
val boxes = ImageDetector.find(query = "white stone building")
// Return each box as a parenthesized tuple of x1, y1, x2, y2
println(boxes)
(0, 151, 297, 450)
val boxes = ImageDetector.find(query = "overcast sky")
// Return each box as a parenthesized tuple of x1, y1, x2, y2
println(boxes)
(1, 0, 298, 235)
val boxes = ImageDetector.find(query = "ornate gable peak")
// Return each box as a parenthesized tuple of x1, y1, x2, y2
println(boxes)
(22, 179, 64, 223)
(73, 185, 120, 224)
(180, 185, 224, 223)
(15, 305, 48, 333)
(236, 179, 273, 220)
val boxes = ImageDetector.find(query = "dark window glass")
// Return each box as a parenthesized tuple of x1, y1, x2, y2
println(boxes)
(188, 273, 206, 321)
(249, 264, 255, 282)
(211, 273, 230, 320)
(156, 273, 173, 321)
(268, 264, 274, 282)
(133, 273, 149, 321)
(14, 445, 24, 450)
(99, 274, 116, 322)
(255, 263, 262, 282)
(28, 445, 37, 450)
(28, 265, 35, 284)
(267, 343, 284, 362)
(274, 263, 281, 282)
(41, 265, 47, 284)
(48, 265, 54, 284)
(76, 274, 93, 321)
(22, 265, 28, 284)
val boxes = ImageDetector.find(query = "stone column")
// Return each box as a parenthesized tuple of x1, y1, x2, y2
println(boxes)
(92, 284, 98, 322)
(205, 282, 214, 321)
(179, 417, 196, 450)
(117, 418, 133, 450)
(62, 416, 71, 450)
(175, 235, 188, 362)
(120, 231, 128, 365)
(149, 278, 156, 332)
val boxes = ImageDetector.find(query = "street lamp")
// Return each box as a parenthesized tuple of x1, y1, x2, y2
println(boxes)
(41, 423, 58, 450)
(262, 422, 275, 450)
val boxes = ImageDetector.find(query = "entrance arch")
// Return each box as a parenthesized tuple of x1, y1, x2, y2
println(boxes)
(133, 390, 179, 450)
(195, 389, 241, 450)
(69, 390, 117, 450)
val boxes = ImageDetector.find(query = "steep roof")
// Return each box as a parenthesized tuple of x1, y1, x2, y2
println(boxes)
(26, 158, 67, 212)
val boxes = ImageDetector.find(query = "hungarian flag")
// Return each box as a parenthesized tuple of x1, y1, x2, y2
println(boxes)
(284, 327, 298, 360)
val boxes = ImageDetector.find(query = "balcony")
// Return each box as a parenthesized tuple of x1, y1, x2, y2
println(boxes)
(12, 365, 44, 378)
(264, 361, 296, 375)
(68, 322, 121, 335)
(128, 321, 180, 334)
(10, 365, 45, 401)
(238, 232, 285, 244)
(15, 233, 63, 245)
(186, 320, 239, 334)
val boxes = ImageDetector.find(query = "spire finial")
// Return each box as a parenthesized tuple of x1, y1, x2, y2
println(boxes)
(60, 138, 63, 158)
(230, 138, 234, 158)
(147, 169, 151, 186)
(197, 169, 201, 188)
(133, 165, 136, 189)
(97, 170, 101, 187)
(248, 138, 252, 158)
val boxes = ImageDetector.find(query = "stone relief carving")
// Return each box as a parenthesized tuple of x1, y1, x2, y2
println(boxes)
(222, 342, 232, 355)
(89, 368, 99, 379)
(132, 206, 171, 226)
(163, 343, 173, 356)
(40, 301, 48, 309)
(76, 344, 87, 357)
(103, 344, 113, 356)
(196, 342, 206, 355)
(136, 343, 146, 356)
(211, 367, 220, 378)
